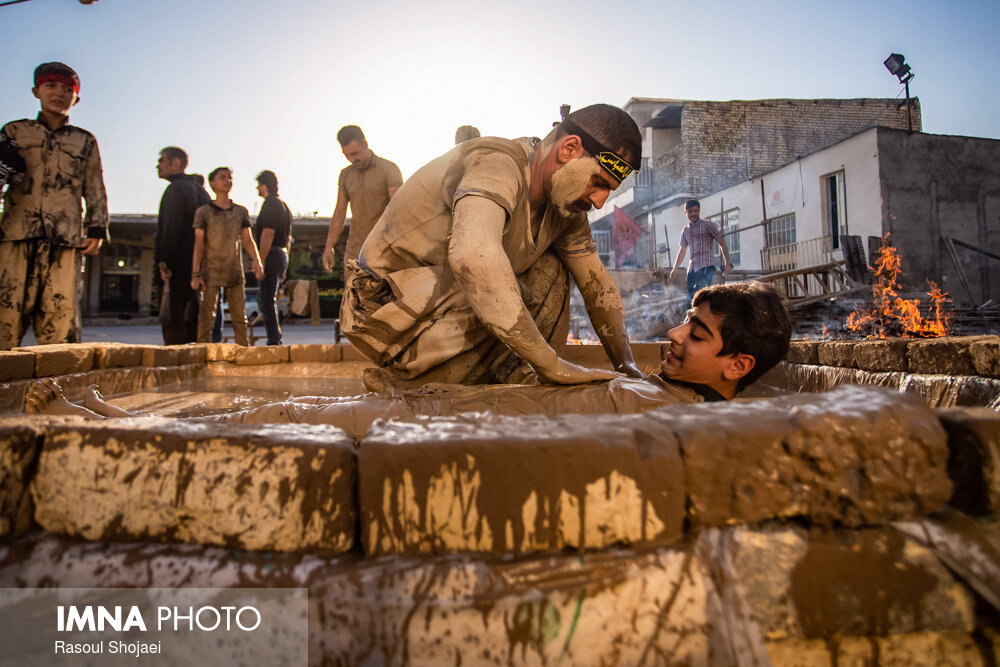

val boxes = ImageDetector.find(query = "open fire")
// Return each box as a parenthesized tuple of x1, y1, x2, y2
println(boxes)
(566, 333, 599, 345)
(846, 234, 952, 339)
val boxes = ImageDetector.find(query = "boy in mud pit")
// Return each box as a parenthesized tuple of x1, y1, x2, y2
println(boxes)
(24, 281, 791, 438)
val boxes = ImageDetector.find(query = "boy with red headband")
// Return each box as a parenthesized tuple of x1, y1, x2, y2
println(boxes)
(0, 62, 108, 350)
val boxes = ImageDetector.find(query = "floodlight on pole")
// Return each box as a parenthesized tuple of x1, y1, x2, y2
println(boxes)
(555, 104, 571, 128)
(884, 53, 915, 133)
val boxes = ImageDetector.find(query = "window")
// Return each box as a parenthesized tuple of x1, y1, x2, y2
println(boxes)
(708, 208, 741, 266)
(767, 213, 797, 248)
(822, 171, 848, 249)
(592, 229, 612, 267)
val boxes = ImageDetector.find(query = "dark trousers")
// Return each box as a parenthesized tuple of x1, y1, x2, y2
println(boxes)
(259, 248, 287, 346)
(160, 279, 198, 345)
(686, 265, 717, 304)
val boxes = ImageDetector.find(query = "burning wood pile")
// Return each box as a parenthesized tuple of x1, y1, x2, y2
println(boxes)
(847, 234, 953, 339)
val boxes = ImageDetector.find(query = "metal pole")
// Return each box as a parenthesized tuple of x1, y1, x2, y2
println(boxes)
(905, 80, 912, 133)
(648, 215, 656, 271)
(663, 224, 672, 270)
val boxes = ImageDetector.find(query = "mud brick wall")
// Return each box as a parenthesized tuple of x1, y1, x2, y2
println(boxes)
(1, 342, 999, 664)
(359, 385, 951, 556)
(788, 336, 1000, 377)
(0, 362, 979, 557)
(2, 519, 995, 667)
(782, 336, 1000, 408)
(26, 418, 356, 553)
(648, 386, 951, 528)
(0, 421, 42, 538)
(939, 408, 1000, 516)
(360, 412, 684, 556)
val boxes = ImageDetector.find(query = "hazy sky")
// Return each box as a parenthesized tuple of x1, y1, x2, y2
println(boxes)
(3, 0, 998, 216)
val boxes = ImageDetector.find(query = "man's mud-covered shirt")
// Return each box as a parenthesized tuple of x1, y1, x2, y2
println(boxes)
(339, 153, 403, 261)
(344, 136, 598, 380)
(193, 202, 251, 287)
(0, 115, 108, 247)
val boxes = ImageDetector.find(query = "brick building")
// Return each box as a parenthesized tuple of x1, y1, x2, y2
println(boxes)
(591, 97, 920, 269)
(657, 126, 1000, 307)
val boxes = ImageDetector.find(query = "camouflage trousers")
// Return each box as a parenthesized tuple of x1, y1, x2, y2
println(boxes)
(343, 250, 570, 386)
(0, 239, 81, 350)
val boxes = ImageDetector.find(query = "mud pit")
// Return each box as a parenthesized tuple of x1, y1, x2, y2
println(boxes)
(1, 339, 999, 665)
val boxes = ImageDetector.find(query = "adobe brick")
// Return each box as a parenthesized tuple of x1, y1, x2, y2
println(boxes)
(358, 412, 684, 556)
(31, 419, 356, 553)
(648, 385, 951, 527)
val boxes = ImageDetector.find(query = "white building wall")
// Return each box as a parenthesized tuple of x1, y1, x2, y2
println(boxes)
(654, 128, 884, 272)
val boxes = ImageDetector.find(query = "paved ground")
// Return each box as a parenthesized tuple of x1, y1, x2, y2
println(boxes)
(20, 318, 341, 347)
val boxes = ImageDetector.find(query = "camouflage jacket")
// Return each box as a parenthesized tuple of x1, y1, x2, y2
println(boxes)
(0, 114, 109, 246)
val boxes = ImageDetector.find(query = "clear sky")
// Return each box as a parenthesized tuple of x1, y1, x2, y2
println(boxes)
(3, 0, 998, 216)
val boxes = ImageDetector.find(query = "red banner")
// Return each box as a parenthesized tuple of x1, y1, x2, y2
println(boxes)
(612, 206, 644, 268)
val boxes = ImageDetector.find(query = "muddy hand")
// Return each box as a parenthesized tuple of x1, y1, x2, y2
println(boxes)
(535, 358, 621, 385)
(617, 360, 647, 380)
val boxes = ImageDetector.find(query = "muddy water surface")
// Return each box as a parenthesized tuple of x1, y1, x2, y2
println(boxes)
(109, 375, 365, 418)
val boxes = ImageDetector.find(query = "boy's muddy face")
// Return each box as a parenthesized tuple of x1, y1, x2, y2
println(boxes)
(661, 302, 730, 385)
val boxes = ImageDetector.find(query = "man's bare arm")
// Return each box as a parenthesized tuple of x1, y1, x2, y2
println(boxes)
(668, 245, 687, 280)
(448, 196, 618, 384)
(258, 227, 275, 259)
(322, 192, 349, 272)
(564, 250, 644, 378)
(241, 227, 265, 280)
(717, 235, 734, 276)
(190, 228, 205, 291)
(387, 185, 399, 199)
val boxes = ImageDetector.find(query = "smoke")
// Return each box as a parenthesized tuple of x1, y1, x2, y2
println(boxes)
(569, 280, 689, 342)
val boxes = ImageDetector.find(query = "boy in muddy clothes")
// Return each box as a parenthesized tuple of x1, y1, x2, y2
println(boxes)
(190, 167, 264, 345)
(0, 62, 108, 350)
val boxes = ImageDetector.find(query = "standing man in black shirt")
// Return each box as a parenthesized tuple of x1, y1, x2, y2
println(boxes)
(254, 170, 292, 345)
(155, 146, 211, 344)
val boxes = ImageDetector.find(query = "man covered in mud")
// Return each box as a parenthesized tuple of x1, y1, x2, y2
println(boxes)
(25, 282, 792, 440)
(341, 104, 646, 390)
(321, 126, 402, 285)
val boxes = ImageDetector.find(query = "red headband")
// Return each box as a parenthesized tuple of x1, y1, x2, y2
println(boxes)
(35, 73, 79, 94)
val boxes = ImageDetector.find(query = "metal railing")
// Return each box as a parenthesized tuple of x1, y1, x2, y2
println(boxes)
(761, 237, 835, 272)
(756, 261, 862, 310)
(761, 237, 837, 297)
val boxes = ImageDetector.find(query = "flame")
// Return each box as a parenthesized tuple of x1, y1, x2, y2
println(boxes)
(846, 234, 952, 339)
(566, 333, 599, 345)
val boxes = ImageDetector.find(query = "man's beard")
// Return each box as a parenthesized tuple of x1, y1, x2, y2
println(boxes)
(549, 158, 600, 217)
